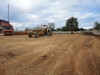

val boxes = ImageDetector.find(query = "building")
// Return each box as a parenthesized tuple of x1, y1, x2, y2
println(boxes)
(0, 19, 10, 33)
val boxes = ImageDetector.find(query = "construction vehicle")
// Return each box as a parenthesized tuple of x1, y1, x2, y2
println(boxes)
(28, 24, 55, 38)
(0, 19, 14, 36)
(3, 25, 14, 36)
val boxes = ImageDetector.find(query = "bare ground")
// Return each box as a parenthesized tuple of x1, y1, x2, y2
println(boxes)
(0, 34, 100, 75)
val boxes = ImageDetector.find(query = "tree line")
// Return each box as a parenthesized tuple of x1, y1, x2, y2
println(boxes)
(23, 17, 100, 34)
(56, 17, 87, 32)
(56, 17, 100, 34)
(57, 27, 88, 31)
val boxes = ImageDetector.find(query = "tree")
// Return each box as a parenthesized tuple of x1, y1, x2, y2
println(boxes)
(57, 28, 62, 31)
(62, 26, 67, 31)
(84, 29, 87, 31)
(73, 27, 79, 31)
(79, 28, 85, 31)
(48, 22, 55, 31)
(66, 17, 78, 34)
(94, 22, 100, 31)
(88, 28, 93, 31)
(25, 27, 30, 31)
(75, 28, 79, 31)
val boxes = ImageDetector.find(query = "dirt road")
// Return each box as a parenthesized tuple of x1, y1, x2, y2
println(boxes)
(0, 34, 100, 75)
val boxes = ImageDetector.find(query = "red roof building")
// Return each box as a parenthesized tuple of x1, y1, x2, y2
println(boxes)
(0, 19, 13, 34)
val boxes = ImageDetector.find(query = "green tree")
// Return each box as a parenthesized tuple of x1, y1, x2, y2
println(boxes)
(73, 27, 79, 31)
(79, 28, 85, 31)
(57, 28, 62, 31)
(88, 28, 93, 31)
(48, 22, 55, 31)
(84, 29, 87, 31)
(62, 26, 67, 31)
(94, 22, 100, 31)
(66, 17, 78, 34)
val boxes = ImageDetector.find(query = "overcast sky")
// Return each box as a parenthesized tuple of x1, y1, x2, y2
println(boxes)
(0, 0, 100, 30)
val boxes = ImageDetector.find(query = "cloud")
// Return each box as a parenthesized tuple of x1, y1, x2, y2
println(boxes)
(0, 0, 100, 30)
(23, 14, 38, 21)
(47, 18, 55, 23)
(10, 22, 24, 29)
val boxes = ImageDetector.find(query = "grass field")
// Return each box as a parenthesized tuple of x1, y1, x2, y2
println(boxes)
(0, 34, 100, 75)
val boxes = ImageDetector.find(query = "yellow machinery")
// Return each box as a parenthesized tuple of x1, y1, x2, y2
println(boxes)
(28, 25, 53, 38)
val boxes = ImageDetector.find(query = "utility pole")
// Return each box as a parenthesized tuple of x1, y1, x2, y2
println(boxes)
(8, 4, 9, 22)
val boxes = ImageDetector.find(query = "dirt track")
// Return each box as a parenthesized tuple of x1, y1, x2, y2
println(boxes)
(0, 34, 100, 75)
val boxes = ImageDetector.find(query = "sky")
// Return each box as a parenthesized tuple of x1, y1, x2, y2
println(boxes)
(0, 0, 100, 30)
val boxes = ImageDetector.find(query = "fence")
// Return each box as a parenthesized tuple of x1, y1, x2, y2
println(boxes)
(52, 31, 79, 34)
(1, 30, 100, 35)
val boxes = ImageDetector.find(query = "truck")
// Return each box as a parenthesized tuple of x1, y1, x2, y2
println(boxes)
(3, 25, 14, 36)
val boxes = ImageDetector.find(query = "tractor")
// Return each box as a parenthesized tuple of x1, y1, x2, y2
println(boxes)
(28, 24, 54, 38)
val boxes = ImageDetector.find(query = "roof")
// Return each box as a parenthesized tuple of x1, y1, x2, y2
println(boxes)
(0, 19, 9, 23)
